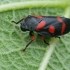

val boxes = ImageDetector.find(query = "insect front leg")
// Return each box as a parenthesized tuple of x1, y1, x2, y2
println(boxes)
(39, 35, 49, 45)
(22, 31, 35, 51)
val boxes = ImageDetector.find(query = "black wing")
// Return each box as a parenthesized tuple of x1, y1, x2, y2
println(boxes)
(37, 31, 52, 37)
(36, 16, 70, 37)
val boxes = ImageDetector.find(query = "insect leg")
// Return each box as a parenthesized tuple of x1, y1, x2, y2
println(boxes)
(39, 35, 49, 45)
(23, 31, 35, 51)
(55, 36, 60, 39)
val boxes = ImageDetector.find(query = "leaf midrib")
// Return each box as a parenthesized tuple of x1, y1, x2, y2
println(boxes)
(0, 1, 69, 13)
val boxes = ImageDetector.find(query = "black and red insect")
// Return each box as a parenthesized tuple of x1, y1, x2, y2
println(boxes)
(12, 15, 70, 51)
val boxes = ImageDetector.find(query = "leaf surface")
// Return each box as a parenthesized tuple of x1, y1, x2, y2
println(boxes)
(0, 1, 70, 70)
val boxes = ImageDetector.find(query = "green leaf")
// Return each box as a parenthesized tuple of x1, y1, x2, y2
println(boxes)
(0, 1, 70, 70)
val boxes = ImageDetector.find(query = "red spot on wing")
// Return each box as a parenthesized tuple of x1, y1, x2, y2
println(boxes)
(48, 25, 55, 34)
(34, 16, 42, 18)
(57, 17, 66, 34)
(36, 20, 46, 31)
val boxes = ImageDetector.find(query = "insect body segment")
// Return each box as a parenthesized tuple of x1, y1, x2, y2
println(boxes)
(12, 15, 70, 51)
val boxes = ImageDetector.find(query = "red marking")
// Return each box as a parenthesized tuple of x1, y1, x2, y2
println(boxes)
(40, 36, 45, 40)
(36, 20, 46, 31)
(57, 17, 62, 22)
(57, 17, 66, 34)
(31, 35, 35, 40)
(48, 25, 55, 34)
(34, 16, 42, 18)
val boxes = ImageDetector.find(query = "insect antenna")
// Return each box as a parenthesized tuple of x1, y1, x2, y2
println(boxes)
(12, 18, 24, 24)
